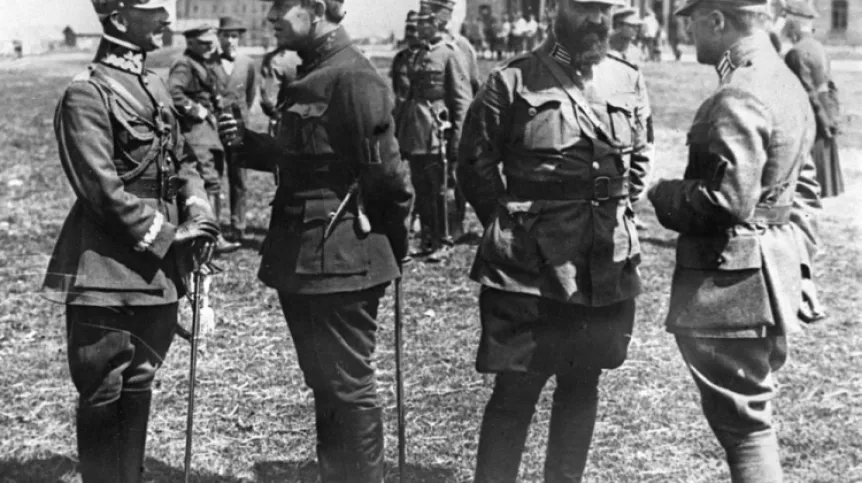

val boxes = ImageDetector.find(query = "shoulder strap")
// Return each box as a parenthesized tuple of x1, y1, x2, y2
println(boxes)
(536, 51, 615, 145)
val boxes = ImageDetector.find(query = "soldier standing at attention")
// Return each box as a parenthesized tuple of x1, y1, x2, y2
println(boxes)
(609, 7, 644, 65)
(218, 0, 413, 480)
(168, 25, 240, 253)
(390, 10, 421, 120)
(783, 0, 844, 197)
(396, 10, 471, 261)
(44, 1, 219, 481)
(213, 16, 257, 242)
(648, 0, 822, 480)
(457, 0, 652, 480)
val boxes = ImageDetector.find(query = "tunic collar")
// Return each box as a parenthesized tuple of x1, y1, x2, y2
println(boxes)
(716, 32, 773, 83)
(297, 26, 352, 77)
(95, 34, 146, 76)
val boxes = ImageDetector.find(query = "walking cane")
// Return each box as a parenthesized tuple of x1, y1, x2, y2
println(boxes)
(184, 243, 214, 483)
(394, 276, 406, 482)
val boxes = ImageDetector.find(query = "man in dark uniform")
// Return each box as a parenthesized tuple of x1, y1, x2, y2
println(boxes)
(390, 10, 420, 119)
(218, 0, 413, 480)
(214, 16, 258, 241)
(43, 1, 219, 481)
(649, 0, 822, 480)
(783, 0, 843, 198)
(168, 25, 240, 253)
(457, 0, 651, 480)
(396, 9, 471, 261)
(421, 0, 480, 241)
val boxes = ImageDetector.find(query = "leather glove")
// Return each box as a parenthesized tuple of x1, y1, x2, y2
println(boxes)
(174, 216, 220, 246)
(217, 112, 240, 145)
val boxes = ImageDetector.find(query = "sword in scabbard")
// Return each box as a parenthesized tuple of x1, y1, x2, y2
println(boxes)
(323, 180, 371, 241)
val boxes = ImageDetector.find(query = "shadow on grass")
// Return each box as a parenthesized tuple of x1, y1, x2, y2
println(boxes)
(254, 460, 459, 483)
(0, 454, 247, 483)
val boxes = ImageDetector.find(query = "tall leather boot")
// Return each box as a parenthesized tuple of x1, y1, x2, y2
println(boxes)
(209, 193, 240, 254)
(316, 407, 384, 483)
(474, 373, 546, 483)
(118, 390, 152, 483)
(544, 375, 600, 483)
(76, 400, 121, 483)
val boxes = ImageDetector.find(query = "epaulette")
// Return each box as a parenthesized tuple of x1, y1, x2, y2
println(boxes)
(605, 51, 638, 71)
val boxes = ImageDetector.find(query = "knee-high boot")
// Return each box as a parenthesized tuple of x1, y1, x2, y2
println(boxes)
(76, 400, 121, 483)
(544, 372, 600, 483)
(118, 390, 152, 483)
(718, 428, 783, 483)
(316, 407, 384, 483)
(474, 372, 547, 483)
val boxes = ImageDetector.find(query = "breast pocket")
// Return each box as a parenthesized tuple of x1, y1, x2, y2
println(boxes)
(293, 198, 370, 276)
(110, 100, 159, 173)
(606, 98, 636, 149)
(511, 91, 573, 151)
(284, 101, 330, 155)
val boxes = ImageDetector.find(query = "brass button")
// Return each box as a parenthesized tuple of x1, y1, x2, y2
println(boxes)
(592, 162, 600, 170)
(591, 200, 600, 207)
(528, 107, 537, 117)
(716, 255, 726, 265)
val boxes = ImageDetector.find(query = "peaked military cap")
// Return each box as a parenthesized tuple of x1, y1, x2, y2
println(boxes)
(614, 7, 643, 24)
(406, 10, 418, 27)
(421, 0, 456, 11)
(91, 0, 173, 20)
(183, 24, 218, 42)
(675, 0, 769, 16)
(217, 16, 247, 32)
(783, 0, 818, 18)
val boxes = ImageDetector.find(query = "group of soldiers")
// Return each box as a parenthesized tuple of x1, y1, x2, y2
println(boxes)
(41, 0, 839, 482)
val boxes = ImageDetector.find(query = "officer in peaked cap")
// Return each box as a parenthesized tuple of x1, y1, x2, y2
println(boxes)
(609, 7, 644, 65)
(217, 0, 413, 481)
(169, 24, 241, 253)
(457, 0, 651, 479)
(45, 0, 219, 481)
(649, 0, 822, 480)
(783, 0, 844, 198)
(390, 10, 421, 116)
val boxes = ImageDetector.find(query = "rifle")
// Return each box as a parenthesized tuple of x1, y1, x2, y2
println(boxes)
(182, 243, 215, 483)
(435, 109, 454, 246)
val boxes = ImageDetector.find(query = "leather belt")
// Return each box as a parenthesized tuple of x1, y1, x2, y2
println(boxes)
(507, 176, 630, 201)
(748, 204, 792, 225)
(125, 176, 181, 201)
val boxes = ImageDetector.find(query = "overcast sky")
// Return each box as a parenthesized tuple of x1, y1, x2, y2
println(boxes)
(3, 0, 462, 40)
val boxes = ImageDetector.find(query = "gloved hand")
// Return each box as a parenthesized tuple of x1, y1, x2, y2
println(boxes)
(174, 216, 220, 246)
(217, 112, 240, 145)
(193, 104, 209, 122)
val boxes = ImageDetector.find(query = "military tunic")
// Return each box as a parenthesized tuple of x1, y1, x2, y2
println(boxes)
(785, 33, 843, 197)
(389, 43, 420, 127)
(260, 48, 300, 120)
(648, 33, 821, 472)
(167, 50, 224, 193)
(449, 31, 482, 94)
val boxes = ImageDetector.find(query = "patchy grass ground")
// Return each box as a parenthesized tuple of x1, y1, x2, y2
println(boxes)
(0, 53, 860, 483)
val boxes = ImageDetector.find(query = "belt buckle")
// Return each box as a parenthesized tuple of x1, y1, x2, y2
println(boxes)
(593, 176, 611, 201)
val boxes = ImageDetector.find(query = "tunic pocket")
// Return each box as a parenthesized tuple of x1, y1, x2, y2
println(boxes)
(479, 199, 542, 274)
(294, 198, 370, 276)
(607, 98, 635, 149)
(512, 91, 571, 151)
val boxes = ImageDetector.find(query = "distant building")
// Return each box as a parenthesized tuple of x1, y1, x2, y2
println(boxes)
(176, 0, 272, 47)
(812, 0, 860, 44)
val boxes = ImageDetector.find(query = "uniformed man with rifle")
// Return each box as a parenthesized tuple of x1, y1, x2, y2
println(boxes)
(218, 0, 414, 481)
(43, 1, 219, 481)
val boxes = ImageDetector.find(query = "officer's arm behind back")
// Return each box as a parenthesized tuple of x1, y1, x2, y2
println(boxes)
(55, 81, 177, 258)
(457, 67, 511, 227)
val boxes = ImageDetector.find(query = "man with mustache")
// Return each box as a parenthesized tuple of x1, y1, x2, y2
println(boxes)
(457, 0, 652, 480)
(45, 0, 219, 480)
(648, 0, 821, 479)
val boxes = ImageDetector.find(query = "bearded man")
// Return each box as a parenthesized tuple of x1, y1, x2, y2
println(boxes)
(457, 0, 652, 480)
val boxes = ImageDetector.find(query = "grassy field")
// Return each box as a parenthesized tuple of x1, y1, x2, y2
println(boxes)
(0, 52, 860, 483)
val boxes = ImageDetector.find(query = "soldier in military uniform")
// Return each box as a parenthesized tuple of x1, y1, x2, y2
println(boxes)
(218, 0, 413, 481)
(648, 0, 822, 480)
(43, 1, 219, 481)
(168, 25, 240, 253)
(609, 7, 644, 66)
(260, 47, 300, 132)
(457, 0, 652, 480)
(421, 0, 480, 241)
(390, 10, 420, 119)
(783, 0, 844, 197)
(213, 16, 258, 241)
